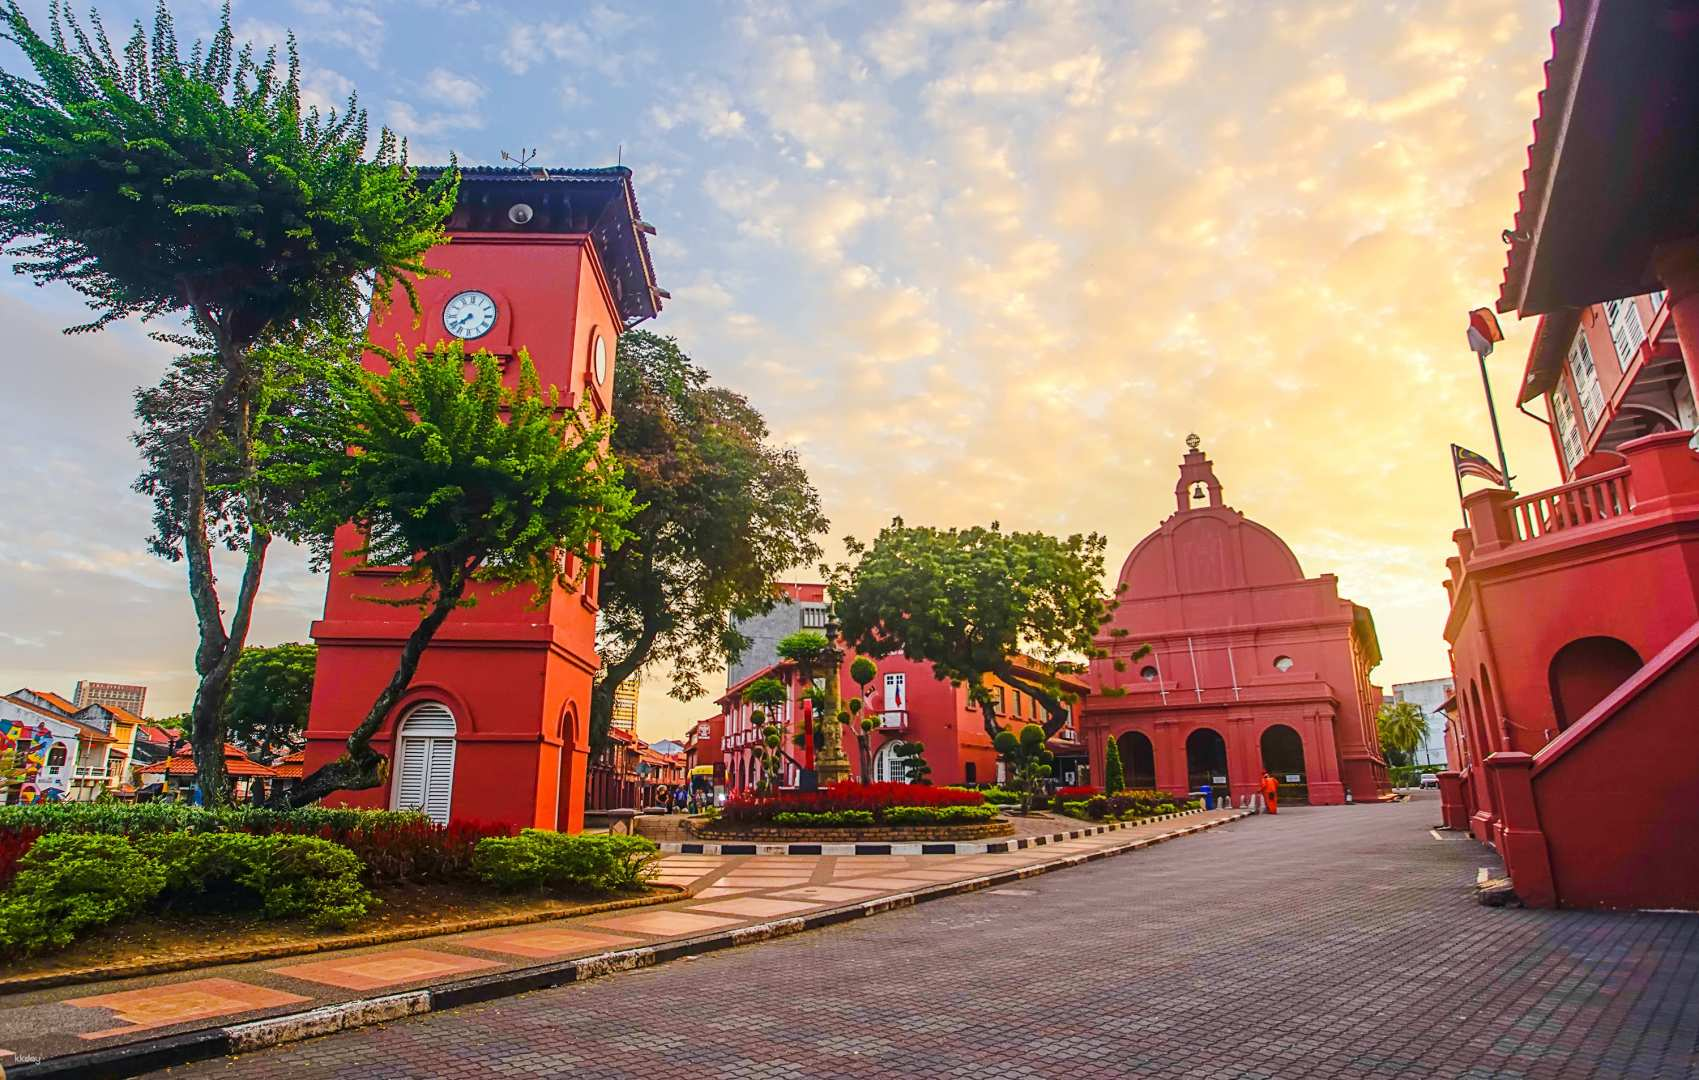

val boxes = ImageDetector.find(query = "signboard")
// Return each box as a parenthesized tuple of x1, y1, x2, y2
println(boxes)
(1212, 775, 1227, 784)
(1285, 773, 1301, 783)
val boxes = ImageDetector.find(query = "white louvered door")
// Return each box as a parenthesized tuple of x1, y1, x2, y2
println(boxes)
(393, 702, 457, 824)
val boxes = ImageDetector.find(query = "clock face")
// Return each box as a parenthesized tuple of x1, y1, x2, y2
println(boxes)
(593, 336, 608, 385)
(443, 290, 497, 340)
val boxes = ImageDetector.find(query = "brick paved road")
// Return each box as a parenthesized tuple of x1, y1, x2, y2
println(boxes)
(158, 796, 1699, 1079)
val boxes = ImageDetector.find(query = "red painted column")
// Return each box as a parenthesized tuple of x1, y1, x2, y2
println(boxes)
(1485, 752, 1556, 907)
(1304, 713, 1345, 805)
(1437, 771, 1468, 831)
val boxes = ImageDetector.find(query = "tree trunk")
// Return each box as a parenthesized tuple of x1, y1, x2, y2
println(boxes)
(285, 571, 469, 808)
(589, 622, 660, 761)
(181, 343, 263, 808)
(994, 663, 1071, 739)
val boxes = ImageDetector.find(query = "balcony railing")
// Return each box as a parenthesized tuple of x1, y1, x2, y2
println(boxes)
(878, 710, 909, 731)
(72, 767, 109, 781)
(1505, 466, 1632, 543)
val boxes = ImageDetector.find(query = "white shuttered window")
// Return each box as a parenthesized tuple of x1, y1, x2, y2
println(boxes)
(392, 702, 457, 824)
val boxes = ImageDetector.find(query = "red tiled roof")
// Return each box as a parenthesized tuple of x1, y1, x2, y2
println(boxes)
(4, 694, 71, 725)
(30, 690, 79, 715)
(272, 751, 305, 780)
(157, 743, 276, 778)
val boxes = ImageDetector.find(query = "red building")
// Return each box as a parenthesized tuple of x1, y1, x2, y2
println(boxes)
(1440, 0, 1699, 910)
(716, 630, 1089, 791)
(1081, 439, 1389, 807)
(300, 166, 662, 831)
(683, 713, 726, 793)
(1439, 1, 1699, 909)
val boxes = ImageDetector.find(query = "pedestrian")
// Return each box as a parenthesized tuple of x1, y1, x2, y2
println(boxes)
(1260, 771, 1280, 815)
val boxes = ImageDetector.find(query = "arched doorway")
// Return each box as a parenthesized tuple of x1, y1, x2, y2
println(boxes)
(1548, 636, 1642, 732)
(1185, 728, 1228, 792)
(392, 701, 457, 824)
(1117, 731, 1157, 789)
(1260, 724, 1307, 805)
(872, 740, 909, 784)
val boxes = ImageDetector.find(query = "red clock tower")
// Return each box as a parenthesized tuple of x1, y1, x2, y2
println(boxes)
(299, 166, 663, 832)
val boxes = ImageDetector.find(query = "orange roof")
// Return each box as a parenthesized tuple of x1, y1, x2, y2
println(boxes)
(4, 694, 72, 725)
(101, 702, 146, 727)
(272, 751, 305, 780)
(158, 743, 276, 778)
(30, 690, 78, 715)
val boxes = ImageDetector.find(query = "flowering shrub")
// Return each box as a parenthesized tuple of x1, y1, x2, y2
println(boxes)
(0, 825, 44, 889)
(1055, 786, 1099, 801)
(0, 805, 512, 885)
(1058, 790, 1201, 821)
(721, 782, 985, 826)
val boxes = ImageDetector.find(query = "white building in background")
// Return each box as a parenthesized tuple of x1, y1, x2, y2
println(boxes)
(1391, 678, 1454, 768)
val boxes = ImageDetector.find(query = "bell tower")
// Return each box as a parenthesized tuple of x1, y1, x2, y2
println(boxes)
(301, 166, 663, 833)
(1175, 433, 1225, 512)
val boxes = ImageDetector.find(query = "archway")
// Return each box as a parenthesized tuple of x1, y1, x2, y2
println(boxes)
(1117, 731, 1157, 789)
(1260, 724, 1307, 805)
(1185, 728, 1229, 792)
(1548, 636, 1642, 732)
(392, 701, 457, 824)
(872, 740, 909, 784)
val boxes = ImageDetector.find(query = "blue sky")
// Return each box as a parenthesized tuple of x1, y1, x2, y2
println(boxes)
(0, 0, 1565, 739)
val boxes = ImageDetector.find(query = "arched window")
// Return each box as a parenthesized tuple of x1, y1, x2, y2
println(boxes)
(1272, 655, 1295, 673)
(1118, 731, 1157, 788)
(1548, 636, 1642, 732)
(392, 702, 457, 824)
(873, 741, 909, 784)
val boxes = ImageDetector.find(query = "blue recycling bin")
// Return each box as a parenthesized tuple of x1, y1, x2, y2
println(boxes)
(1200, 783, 1215, 810)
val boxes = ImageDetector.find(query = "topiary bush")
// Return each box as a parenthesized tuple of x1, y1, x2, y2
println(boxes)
(0, 834, 167, 956)
(472, 831, 660, 894)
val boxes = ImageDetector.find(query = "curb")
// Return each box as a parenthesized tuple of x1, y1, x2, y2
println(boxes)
(0, 887, 688, 998)
(664, 807, 1210, 856)
(8, 811, 1248, 1080)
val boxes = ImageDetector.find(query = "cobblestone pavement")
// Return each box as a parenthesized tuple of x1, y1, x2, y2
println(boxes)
(0, 809, 1240, 1067)
(154, 794, 1699, 1079)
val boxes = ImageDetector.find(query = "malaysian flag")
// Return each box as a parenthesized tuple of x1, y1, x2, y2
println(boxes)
(1452, 444, 1505, 486)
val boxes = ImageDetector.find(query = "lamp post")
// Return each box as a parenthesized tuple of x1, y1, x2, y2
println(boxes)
(813, 614, 854, 786)
(1467, 307, 1513, 487)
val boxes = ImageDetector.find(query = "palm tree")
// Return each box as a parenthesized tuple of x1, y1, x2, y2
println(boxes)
(1376, 702, 1429, 770)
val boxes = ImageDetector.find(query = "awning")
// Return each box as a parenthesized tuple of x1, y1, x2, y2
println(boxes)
(689, 765, 715, 777)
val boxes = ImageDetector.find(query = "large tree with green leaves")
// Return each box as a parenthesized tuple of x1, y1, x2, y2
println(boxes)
(591, 331, 826, 757)
(833, 520, 1113, 746)
(1376, 701, 1429, 768)
(267, 343, 635, 807)
(0, 2, 456, 803)
(220, 643, 316, 766)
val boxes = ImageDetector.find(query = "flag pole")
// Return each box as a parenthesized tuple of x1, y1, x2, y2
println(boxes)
(1452, 448, 1468, 529)
(1475, 347, 1513, 487)
(1467, 309, 1512, 489)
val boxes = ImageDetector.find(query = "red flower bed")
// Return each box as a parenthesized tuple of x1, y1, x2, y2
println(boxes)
(722, 782, 983, 825)
(0, 826, 43, 889)
(1056, 786, 1099, 800)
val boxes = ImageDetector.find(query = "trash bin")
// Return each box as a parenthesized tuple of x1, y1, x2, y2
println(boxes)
(1200, 783, 1215, 810)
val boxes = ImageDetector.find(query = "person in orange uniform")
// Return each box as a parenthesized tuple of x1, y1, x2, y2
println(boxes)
(1260, 772, 1280, 815)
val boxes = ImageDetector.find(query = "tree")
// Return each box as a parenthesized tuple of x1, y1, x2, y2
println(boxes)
(0, 2, 456, 804)
(848, 656, 878, 781)
(270, 343, 635, 807)
(1102, 735, 1125, 795)
(834, 520, 1112, 747)
(221, 643, 316, 766)
(741, 677, 790, 795)
(893, 740, 931, 785)
(1377, 701, 1429, 768)
(592, 331, 826, 758)
(995, 724, 1054, 814)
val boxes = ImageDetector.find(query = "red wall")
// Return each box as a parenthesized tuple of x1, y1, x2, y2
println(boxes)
(302, 231, 623, 832)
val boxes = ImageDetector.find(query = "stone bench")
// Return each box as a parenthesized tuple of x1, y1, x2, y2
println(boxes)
(604, 808, 641, 835)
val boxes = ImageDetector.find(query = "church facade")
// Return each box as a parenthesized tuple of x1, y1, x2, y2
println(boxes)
(1081, 439, 1390, 807)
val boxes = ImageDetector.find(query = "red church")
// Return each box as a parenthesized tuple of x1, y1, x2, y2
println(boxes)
(1082, 438, 1390, 808)
(299, 165, 662, 833)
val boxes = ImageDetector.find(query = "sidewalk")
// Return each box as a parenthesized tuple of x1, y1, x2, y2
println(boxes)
(0, 807, 1249, 1078)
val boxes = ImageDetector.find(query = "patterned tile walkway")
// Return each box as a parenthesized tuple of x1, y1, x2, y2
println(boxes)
(159, 795, 1699, 1079)
(0, 809, 1242, 1069)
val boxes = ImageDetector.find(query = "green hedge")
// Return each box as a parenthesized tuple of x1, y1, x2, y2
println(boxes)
(0, 831, 375, 957)
(882, 805, 1000, 826)
(770, 810, 876, 828)
(472, 831, 659, 893)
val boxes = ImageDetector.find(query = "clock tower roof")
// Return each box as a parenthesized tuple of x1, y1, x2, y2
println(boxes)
(415, 164, 664, 326)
